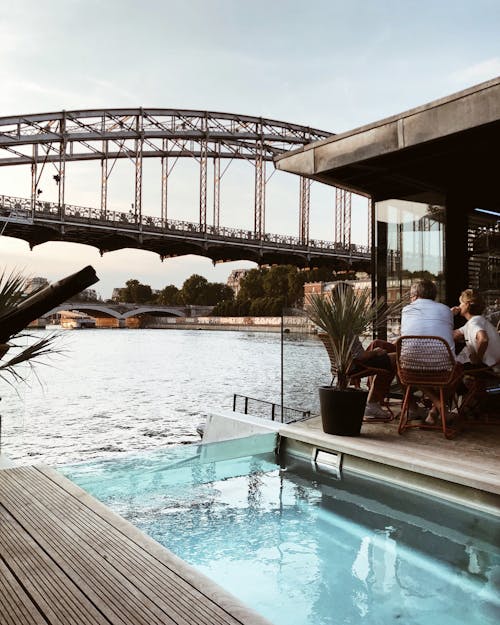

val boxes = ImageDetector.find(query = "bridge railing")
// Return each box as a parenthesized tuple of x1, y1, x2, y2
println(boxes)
(0, 194, 370, 257)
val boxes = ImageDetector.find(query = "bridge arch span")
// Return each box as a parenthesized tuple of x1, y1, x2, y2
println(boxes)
(121, 307, 184, 319)
(45, 303, 188, 320)
(46, 304, 123, 319)
(0, 107, 370, 267)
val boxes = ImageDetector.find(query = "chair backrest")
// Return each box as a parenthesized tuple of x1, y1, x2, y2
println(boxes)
(395, 335, 456, 386)
(318, 332, 388, 384)
(317, 332, 337, 377)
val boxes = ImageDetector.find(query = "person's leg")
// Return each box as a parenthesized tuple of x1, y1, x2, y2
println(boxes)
(423, 368, 462, 424)
(366, 339, 396, 353)
(367, 369, 394, 403)
(423, 389, 442, 424)
(364, 354, 396, 419)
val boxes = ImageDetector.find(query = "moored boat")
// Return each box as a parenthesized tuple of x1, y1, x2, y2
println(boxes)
(61, 315, 96, 329)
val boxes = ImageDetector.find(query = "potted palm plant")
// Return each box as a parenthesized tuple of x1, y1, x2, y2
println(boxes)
(306, 282, 398, 436)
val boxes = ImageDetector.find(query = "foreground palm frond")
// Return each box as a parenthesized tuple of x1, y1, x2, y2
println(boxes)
(0, 269, 28, 310)
(0, 270, 63, 388)
(0, 334, 64, 387)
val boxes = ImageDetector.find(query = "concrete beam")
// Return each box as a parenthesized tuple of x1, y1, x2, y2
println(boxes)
(276, 77, 500, 186)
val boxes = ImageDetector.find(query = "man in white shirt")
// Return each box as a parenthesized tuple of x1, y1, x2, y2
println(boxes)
(401, 280, 455, 354)
(400, 279, 456, 424)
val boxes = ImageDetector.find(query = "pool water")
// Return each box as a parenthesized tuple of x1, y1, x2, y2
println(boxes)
(62, 436, 500, 625)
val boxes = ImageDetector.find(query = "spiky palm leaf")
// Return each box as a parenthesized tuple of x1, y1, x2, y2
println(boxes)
(0, 270, 61, 387)
(306, 283, 404, 390)
(0, 269, 27, 309)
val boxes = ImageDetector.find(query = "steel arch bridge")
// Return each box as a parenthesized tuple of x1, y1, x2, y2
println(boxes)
(0, 108, 369, 268)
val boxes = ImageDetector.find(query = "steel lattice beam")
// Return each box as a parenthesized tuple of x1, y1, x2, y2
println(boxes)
(299, 177, 311, 245)
(0, 108, 362, 248)
(100, 140, 108, 217)
(199, 138, 208, 231)
(0, 109, 331, 167)
(161, 139, 169, 223)
(335, 187, 353, 247)
(254, 139, 266, 238)
(213, 145, 220, 229)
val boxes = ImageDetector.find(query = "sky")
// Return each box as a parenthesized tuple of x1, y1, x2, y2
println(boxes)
(0, 0, 499, 298)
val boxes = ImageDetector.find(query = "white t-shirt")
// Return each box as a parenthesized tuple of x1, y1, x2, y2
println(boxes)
(401, 298, 455, 354)
(456, 315, 500, 371)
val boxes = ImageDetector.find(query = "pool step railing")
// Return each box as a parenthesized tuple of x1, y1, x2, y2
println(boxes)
(233, 393, 311, 424)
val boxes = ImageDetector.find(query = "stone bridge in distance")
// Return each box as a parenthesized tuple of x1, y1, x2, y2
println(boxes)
(45, 302, 213, 328)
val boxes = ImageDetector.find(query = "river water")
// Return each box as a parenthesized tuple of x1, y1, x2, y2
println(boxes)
(0, 328, 329, 466)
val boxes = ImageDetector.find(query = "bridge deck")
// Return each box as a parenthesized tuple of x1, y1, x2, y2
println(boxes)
(0, 195, 370, 268)
(0, 465, 269, 625)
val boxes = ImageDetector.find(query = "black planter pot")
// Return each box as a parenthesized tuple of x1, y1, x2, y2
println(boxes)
(318, 386, 368, 436)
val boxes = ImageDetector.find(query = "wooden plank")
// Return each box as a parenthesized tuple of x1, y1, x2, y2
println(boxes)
(0, 471, 179, 625)
(9, 467, 231, 625)
(0, 467, 272, 625)
(2, 466, 221, 625)
(0, 506, 106, 625)
(0, 558, 47, 625)
(6, 466, 239, 625)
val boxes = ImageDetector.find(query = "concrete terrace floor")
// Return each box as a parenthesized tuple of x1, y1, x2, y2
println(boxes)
(280, 416, 500, 512)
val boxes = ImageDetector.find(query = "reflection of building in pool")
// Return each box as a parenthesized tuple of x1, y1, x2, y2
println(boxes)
(301, 468, 499, 625)
(277, 77, 500, 332)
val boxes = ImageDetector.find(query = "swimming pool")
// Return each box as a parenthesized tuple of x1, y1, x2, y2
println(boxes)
(62, 436, 500, 625)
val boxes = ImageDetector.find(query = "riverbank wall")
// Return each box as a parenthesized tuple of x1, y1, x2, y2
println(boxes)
(143, 315, 315, 333)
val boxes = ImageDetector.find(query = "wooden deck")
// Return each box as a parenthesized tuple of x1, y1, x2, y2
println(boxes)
(0, 465, 271, 625)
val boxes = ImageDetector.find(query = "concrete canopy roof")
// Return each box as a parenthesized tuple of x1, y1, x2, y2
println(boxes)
(275, 77, 500, 210)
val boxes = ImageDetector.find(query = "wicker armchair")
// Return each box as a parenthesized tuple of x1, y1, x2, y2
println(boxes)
(458, 366, 500, 423)
(318, 332, 395, 421)
(395, 335, 461, 439)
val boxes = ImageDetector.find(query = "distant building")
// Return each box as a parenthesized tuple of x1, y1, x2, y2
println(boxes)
(227, 269, 250, 297)
(24, 276, 49, 295)
(111, 288, 122, 302)
(79, 288, 99, 301)
(304, 277, 412, 307)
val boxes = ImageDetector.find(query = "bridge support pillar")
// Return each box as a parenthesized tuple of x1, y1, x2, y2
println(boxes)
(118, 318, 126, 328)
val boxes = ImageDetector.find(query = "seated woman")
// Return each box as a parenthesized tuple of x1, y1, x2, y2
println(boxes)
(449, 290, 500, 418)
(452, 289, 500, 372)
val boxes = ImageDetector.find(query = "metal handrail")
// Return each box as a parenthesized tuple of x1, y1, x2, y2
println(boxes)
(232, 393, 311, 424)
(0, 194, 371, 258)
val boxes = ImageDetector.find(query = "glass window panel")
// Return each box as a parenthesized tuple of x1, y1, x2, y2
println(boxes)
(375, 200, 445, 335)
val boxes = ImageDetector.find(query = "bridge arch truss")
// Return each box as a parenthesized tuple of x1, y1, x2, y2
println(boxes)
(0, 109, 369, 267)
